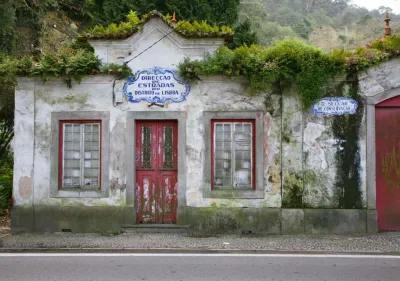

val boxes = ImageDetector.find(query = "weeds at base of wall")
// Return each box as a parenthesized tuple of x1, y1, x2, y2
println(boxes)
(100, 229, 124, 236)
(0, 172, 13, 216)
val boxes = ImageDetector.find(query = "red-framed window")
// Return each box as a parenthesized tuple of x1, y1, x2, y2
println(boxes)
(211, 119, 256, 190)
(58, 120, 102, 189)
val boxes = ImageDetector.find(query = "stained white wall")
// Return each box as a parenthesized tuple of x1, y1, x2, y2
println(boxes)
(89, 17, 224, 71)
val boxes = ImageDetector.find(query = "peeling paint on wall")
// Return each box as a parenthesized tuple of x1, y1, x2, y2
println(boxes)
(18, 176, 33, 200)
(304, 122, 328, 170)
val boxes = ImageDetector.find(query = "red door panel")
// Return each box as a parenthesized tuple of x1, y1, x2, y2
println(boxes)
(376, 102, 400, 231)
(135, 121, 178, 224)
(135, 173, 157, 223)
(159, 172, 178, 223)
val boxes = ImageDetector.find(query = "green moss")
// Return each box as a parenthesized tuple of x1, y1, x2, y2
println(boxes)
(36, 91, 88, 105)
(302, 170, 331, 208)
(282, 172, 303, 208)
(282, 113, 297, 144)
(90, 201, 111, 207)
(26, 206, 132, 233)
(60, 200, 86, 207)
(179, 206, 280, 234)
(58, 93, 88, 104)
(264, 94, 275, 115)
(34, 90, 47, 100)
(330, 78, 363, 209)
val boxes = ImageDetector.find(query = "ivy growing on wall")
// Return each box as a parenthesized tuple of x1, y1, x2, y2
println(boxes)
(179, 39, 343, 108)
(0, 40, 132, 88)
(179, 35, 400, 107)
(330, 76, 363, 209)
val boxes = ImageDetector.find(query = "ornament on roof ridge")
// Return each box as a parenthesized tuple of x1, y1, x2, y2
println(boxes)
(172, 12, 177, 24)
(384, 11, 392, 37)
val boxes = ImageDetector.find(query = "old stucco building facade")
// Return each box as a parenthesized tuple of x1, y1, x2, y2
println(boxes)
(12, 16, 400, 233)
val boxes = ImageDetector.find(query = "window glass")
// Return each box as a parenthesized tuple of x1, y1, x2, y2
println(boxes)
(62, 122, 100, 188)
(141, 126, 152, 169)
(213, 121, 253, 188)
(163, 125, 174, 169)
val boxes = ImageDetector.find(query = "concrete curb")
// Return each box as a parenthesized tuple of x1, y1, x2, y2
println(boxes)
(0, 247, 400, 255)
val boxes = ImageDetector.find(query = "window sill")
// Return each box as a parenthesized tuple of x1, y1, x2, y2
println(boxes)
(50, 188, 108, 198)
(203, 189, 264, 199)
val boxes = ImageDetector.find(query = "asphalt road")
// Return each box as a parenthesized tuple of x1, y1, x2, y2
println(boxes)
(0, 253, 399, 281)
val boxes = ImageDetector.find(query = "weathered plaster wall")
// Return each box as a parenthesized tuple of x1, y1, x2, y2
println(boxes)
(13, 76, 281, 211)
(359, 58, 400, 99)
(281, 82, 367, 211)
(13, 73, 373, 233)
(12, 78, 35, 231)
(281, 91, 303, 208)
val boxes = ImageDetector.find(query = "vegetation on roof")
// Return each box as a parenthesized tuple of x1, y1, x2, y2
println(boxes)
(0, 41, 132, 88)
(179, 35, 400, 108)
(86, 10, 233, 40)
(0, 34, 398, 106)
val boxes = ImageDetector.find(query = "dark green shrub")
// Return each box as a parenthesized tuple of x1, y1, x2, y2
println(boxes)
(0, 152, 13, 216)
(0, 176, 12, 216)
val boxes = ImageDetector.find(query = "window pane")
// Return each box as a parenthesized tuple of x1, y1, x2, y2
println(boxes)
(63, 124, 81, 187)
(214, 123, 232, 187)
(213, 121, 253, 189)
(141, 126, 152, 168)
(234, 123, 252, 187)
(163, 126, 174, 169)
(83, 124, 100, 187)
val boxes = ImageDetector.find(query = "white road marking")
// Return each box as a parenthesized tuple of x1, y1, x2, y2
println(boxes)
(0, 253, 399, 258)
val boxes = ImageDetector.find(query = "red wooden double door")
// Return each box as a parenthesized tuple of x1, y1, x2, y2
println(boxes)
(135, 121, 178, 224)
(376, 96, 400, 231)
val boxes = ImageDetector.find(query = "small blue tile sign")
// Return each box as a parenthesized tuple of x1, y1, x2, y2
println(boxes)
(123, 67, 190, 103)
(312, 97, 358, 116)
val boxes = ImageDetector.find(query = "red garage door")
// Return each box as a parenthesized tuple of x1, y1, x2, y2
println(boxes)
(376, 96, 400, 231)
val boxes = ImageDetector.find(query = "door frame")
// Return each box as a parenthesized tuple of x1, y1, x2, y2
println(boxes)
(365, 87, 400, 231)
(126, 111, 186, 224)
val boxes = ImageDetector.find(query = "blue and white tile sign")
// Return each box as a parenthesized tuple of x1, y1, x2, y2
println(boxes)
(312, 97, 358, 116)
(123, 67, 190, 103)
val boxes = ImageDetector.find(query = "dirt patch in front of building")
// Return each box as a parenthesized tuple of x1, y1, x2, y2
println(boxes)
(0, 209, 11, 234)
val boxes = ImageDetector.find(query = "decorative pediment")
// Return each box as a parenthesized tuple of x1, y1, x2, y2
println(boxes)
(88, 14, 227, 70)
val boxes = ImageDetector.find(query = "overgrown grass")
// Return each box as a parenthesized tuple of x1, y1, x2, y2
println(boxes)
(87, 10, 233, 40)
(0, 172, 12, 216)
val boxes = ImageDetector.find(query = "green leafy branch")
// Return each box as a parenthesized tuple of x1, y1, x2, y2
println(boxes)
(179, 35, 400, 108)
(0, 43, 133, 88)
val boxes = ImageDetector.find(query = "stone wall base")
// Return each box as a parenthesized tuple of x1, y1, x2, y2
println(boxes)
(12, 206, 377, 234)
(12, 206, 134, 233)
(180, 207, 376, 235)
